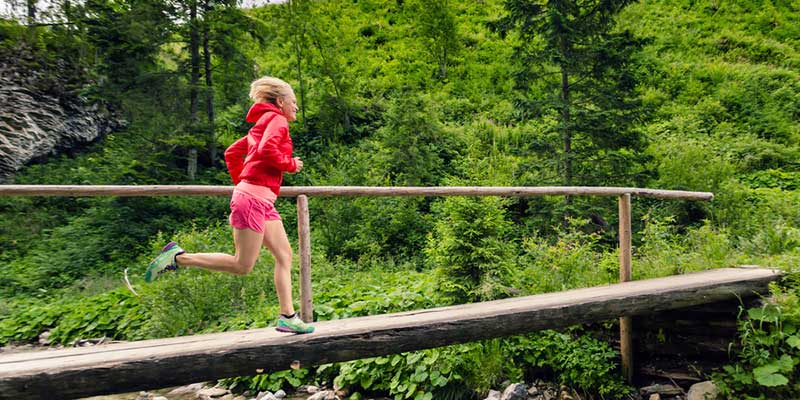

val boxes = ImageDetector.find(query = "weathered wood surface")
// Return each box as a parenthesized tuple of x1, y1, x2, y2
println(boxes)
(0, 267, 777, 400)
(618, 194, 634, 382)
(0, 185, 714, 200)
(296, 194, 313, 322)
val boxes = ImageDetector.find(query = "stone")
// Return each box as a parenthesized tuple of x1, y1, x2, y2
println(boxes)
(500, 383, 527, 400)
(649, 394, 661, 400)
(640, 384, 683, 397)
(152, 397, 168, 400)
(134, 392, 150, 400)
(38, 331, 51, 346)
(301, 385, 320, 394)
(169, 383, 208, 395)
(197, 386, 230, 399)
(274, 390, 286, 399)
(527, 386, 539, 396)
(257, 392, 278, 400)
(0, 60, 121, 182)
(687, 381, 719, 400)
(484, 389, 501, 400)
(307, 390, 335, 400)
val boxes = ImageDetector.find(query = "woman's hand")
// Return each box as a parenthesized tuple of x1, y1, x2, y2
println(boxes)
(293, 157, 304, 173)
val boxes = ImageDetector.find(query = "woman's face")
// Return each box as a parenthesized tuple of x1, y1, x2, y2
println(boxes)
(278, 91, 298, 122)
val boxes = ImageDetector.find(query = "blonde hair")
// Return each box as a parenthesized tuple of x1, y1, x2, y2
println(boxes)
(249, 76, 293, 104)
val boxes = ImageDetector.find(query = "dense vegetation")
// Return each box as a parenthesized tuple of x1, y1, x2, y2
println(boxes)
(1, 0, 799, 398)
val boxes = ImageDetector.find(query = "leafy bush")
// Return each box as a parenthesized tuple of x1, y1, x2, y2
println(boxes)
(0, 288, 143, 345)
(332, 349, 470, 400)
(714, 282, 800, 399)
(426, 196, 517, 303)
(508, 329, 632, 397)
(517, 219, 618, 294)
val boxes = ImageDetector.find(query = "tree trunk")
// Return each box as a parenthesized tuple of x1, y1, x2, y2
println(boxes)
(439, 47, 447, 80)
(188, 0, 200, 180)
(26, 0, 36, 25)
(202, 1, 216, 164)
(559, 36, 573, 214)
(560, 69, 571, 185)
(294, 40, 306, 129)
(26, 0, 36, 40)
(290, 0, 307, 129)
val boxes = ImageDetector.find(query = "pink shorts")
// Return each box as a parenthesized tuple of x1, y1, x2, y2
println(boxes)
(228, 191, 281, 233)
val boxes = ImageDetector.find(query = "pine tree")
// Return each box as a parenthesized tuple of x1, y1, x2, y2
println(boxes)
(492, 0, 652, 189)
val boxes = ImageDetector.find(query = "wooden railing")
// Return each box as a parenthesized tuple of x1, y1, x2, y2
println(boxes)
(0, 185, 714, 382)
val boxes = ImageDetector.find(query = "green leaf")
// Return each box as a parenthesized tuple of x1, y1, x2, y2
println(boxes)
(776, 354, 795, 372)
(754, 365, 789, 387)
(786, 335, 800, 349)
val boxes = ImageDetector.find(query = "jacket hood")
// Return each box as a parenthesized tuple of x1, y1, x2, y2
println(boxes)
(245, 102, 283, 123)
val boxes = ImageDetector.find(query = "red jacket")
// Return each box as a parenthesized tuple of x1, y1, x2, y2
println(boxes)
(224, 103, 298, 196)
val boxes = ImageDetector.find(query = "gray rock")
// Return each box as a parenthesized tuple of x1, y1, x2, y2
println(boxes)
(197, 386, 231, 399)
(687, 381, 719, 400)
(256, 392, 278, 400)
(500, 383, 527, 400)
(134, 392, 150, 400)
(307, 390, 335, 400)
(0, 59, 120, 182)
(649, 394, 661, 400)
(168, 383, 207, 395)
(301, 385, 320, 394)
(274, 389, 286, 399)
(483, 389, 501, 400)
(640, 384, 683, 397)
(38, 331, 51, 346)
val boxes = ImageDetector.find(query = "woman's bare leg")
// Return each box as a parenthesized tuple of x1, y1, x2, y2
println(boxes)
(262, 220, 295, 316)
(175, 228, 263, 275)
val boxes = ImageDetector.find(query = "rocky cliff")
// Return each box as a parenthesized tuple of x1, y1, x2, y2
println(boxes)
(0, 54, 118, 182)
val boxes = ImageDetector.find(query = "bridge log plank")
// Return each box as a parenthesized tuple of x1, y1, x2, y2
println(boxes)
(0, 267, 779, 400)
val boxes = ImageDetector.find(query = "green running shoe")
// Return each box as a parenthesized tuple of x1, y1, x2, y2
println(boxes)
(276, 314, 315, 334)
(145, 241, 185, 283)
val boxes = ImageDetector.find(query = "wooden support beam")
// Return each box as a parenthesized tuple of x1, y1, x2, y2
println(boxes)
(0, 185, 714, 201)
(297, 195, 313, 323)
(0, 267, 778, 400)
(619, 194, 634, 383)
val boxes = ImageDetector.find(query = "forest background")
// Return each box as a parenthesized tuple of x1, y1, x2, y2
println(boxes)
(0, 0, 799, 398)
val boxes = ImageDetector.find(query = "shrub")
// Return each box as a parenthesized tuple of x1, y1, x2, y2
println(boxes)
(425, 196, 516, 303)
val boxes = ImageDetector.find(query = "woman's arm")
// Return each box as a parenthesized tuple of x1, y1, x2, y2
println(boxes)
(224, 136, 248, 184)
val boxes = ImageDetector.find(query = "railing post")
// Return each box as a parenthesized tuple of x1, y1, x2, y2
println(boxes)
(618, 193, 633, 383)
(297, 195, 313, 323)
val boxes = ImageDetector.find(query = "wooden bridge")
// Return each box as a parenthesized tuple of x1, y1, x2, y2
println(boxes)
(0, 185, 776, 399)
(0, 267, 780, 399)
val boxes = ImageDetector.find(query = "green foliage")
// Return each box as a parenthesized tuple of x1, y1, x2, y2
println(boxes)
(223, 368, 310, 393)
(517, 219, 618, 294)
(714, 283, 800, 399)
(426, 196, 516, 303)
(492, 0, 652, 187)
(333, 350, 466, 400)
(509, 329, 632, 397)
(0, 288, 143, 345)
